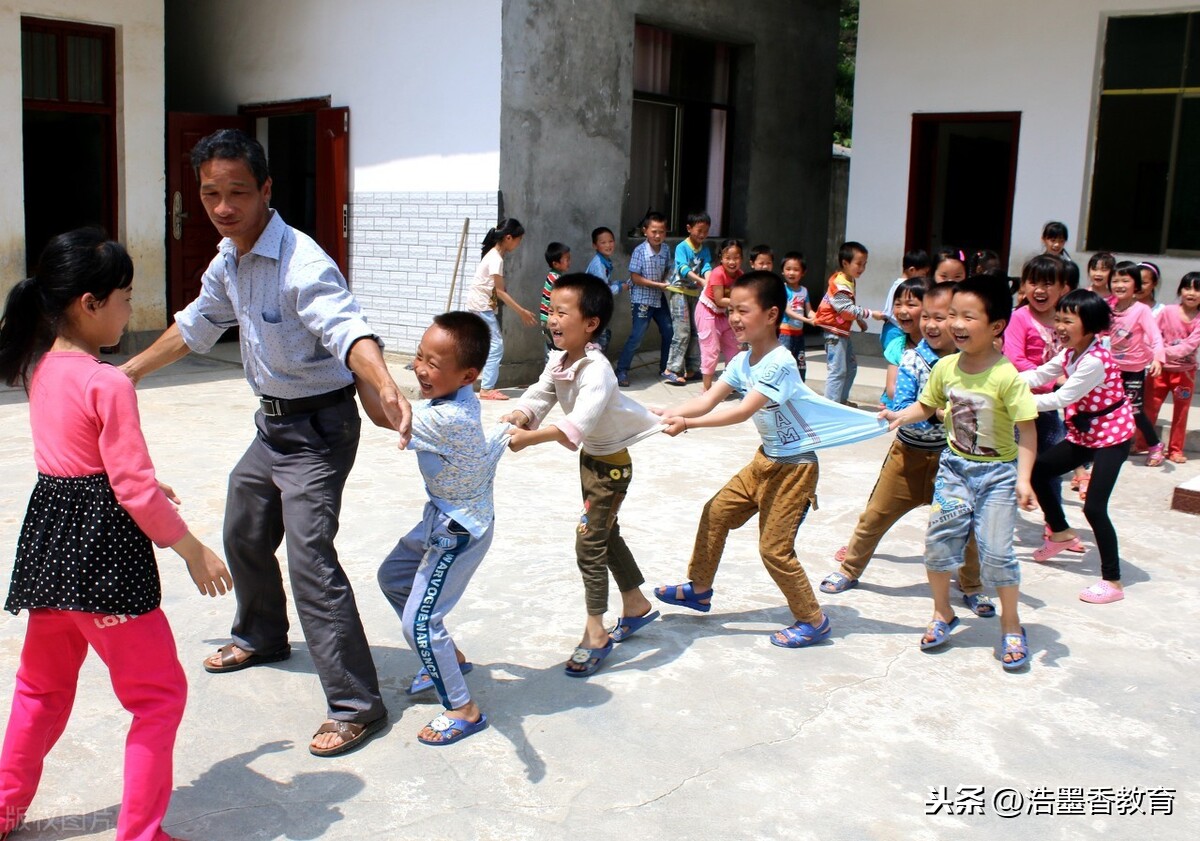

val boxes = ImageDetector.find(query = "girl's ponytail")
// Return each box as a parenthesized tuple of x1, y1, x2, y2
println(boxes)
(480, 226, 499, 259)
(0, 277, 51, 389)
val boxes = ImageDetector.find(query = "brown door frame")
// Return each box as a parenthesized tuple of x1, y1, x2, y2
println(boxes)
(904, 112, 1022, 268)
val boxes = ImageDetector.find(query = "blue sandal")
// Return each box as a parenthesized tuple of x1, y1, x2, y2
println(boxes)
(564, 640, 614, 677)
(662, 371, 687, 386)
(654, 582, 713, 613)
(610, 610, 660, 643)
(770, 615, 832, 648)
(820, 572, 860, 594)
(407, 662, 474, 696)
(1001, 627, 1030, 671)
(417, 713, 489, 746)
(920, 616, 960, 650)
(962, 593, 996, 618)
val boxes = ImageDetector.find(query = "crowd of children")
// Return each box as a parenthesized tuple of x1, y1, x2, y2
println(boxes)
(1, 208, 1197, 839)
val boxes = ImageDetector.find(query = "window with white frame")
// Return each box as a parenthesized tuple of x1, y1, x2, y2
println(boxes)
(623, 24, 733, 237)
(1087, 12, 1200, 254)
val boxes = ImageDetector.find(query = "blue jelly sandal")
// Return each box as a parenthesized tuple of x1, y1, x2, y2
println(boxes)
(962, 593, 996, 618)
(407, 662, 474, 696)
(1001, 627, 1030, 671)
(920, 616, 960, 650)
(609, 610, 660, 643)
(662, 371, 687, 386)
(770, 615, 832, 648)
(820, 572, 860, 594)
(654, 582, 713, 612)
(417, 713, 489, 746)
(564, 640, 614, 677)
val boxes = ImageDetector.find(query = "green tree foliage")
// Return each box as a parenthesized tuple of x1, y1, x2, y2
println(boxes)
(834, 0, 858, 147)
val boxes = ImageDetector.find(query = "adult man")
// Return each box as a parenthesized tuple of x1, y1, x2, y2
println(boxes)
(123, 129, 410, 757)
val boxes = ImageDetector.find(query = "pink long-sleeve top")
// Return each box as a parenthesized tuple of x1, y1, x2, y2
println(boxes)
(1156, 304, 1200, 371)
(1002, 306, 1059, 393)
(1107, 300, 1165, 373)
(28, 352, 187, 547)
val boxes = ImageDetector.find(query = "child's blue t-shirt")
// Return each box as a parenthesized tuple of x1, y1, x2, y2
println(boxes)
(672, 240, 711, 293)
(585, 252, 623, 296)
(719, 345, 889, 459)
(408, 385, 511, 537)
(782, 285, 809, 332)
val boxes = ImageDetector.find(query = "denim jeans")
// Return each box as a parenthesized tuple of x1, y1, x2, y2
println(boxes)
(665, 291, 701, 375)
(925, 450, 1020, 588)
(823, 333, 857, 403)
(477, 310, 503, 389)
(616, 302, 673, 377)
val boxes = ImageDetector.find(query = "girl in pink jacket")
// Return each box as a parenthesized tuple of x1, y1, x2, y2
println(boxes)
(1108, 262, 1166, 465)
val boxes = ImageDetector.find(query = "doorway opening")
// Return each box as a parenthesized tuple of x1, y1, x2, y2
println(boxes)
(905, 113, 1021, 268)
(21, 17, 116, 274)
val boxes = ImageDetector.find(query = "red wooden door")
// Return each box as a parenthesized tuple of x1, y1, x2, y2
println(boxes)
(315, 106, 351, 280)
(166, 112, 252, 319)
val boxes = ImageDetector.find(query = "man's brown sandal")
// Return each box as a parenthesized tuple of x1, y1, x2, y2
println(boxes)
(202, 642, 291, 674)
(309, 715, 388, 757)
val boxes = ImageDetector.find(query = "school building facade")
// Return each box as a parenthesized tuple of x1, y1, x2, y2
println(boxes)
(846, 0, 1200, 313)
(1, 1, 843, 387)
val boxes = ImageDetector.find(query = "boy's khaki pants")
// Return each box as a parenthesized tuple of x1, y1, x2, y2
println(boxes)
(840, 439, 984, 593)
(687, 449, 822, 625)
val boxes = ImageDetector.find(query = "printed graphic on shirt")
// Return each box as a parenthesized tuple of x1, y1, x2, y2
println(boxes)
(946, 386, 1000, 458)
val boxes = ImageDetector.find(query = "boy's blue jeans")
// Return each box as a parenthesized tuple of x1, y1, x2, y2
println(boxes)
(477, 310, 503, 389)
(823, 333, 856, 403)
(925, 450, 1020, 589)
(616, 303, 673, 378)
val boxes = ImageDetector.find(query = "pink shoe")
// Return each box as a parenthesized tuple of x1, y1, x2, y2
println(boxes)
(1167, 451, 1188, 464)
(1079, 580, 1124, 604)
(479, 389, 509, 401)
(1042, 526, 1085, 553)
(1146, 443, 1165, 467)
(1032, 537, 1079, 562)
(833, 546, 847, 563)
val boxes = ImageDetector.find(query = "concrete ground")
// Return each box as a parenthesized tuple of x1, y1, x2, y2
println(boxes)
(0, 346, 1196, 840)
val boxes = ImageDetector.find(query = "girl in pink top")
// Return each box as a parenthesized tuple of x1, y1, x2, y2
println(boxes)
(695, 238, 743, 391)
(1108, 261, 1166, 465)
(1144, 273, 1200, 463)
(1022, 290, 1135, 604)
(0, 230, 231, 841)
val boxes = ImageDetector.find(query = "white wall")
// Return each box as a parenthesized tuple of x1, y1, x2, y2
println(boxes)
(848, 0, 1200, 314)
(0, 0, 165, 331)
(166, 0, 502, 192)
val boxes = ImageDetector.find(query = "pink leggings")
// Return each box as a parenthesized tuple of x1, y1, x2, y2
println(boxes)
(0, 608, 186, 841)
(695, 302, 739, 375)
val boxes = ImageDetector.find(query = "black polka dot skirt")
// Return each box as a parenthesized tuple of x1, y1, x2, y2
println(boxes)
(5, 473, 161, 616)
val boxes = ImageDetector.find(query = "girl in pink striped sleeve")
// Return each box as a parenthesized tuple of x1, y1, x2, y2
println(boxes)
(1107, 262, 1167, 466)
(0, 230, 231, 841)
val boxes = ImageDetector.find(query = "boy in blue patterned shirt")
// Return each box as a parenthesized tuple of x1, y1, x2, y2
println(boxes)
(372, 312, 510, 746)
(615, 212, 674, 387)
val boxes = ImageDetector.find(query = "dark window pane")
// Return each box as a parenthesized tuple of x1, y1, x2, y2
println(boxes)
(1087, 94, 1174, 252)
(625, 99, 678, 233)
(1186, 13, 1200, 87)
(21, 30, 57, 100)
(66, 35, 104, 103)
(1104, 14, 1186, 89)
(1167, 98, 1200, 250)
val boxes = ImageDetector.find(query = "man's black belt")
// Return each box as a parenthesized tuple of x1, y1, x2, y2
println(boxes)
(259, 385, 356, 417)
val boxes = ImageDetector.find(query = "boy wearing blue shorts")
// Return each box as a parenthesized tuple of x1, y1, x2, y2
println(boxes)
(371, 311, 510, 745)
(882, 276, 1038, 671)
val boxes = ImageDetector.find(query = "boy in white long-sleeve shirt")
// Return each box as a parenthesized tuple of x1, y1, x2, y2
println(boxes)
(503, 273, 662, 678)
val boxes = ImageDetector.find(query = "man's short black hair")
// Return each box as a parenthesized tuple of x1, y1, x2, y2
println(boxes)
(545, 241, 570, 268)
(550, 273, 613, 336)
(191, 128, 270, 187)
(732, 270, 788, 336)
(432, 311, 490, 371)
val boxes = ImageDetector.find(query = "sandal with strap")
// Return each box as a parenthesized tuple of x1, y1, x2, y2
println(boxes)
(309, 715, 388, 757)
(609, 609, 660, 643)
(407, 662, 474, 696)
(920, 616, 960, 650)
(820, 572, 859, 594)
(962, 592, 996, 618)
(417, 713, 489, 746)
(770, 615, 831, 648)
(661, 370, 687, 386)
(1001, 627, 1030, 671)
(203, 642, 291, 674)
(1042, 526, 1085, 553)
(654, 582, 714, 612)
(564, 640, 614, 677)
(1079, 580, 1124, 604)
(1146, 444, 1165, 467)
(1032, 537, 1080, 562)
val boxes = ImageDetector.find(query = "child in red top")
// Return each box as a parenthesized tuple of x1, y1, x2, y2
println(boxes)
(1108, 261, 1166, 465)
(1022, 290, 1135, 603)
(0, 230, 231, 841)
(1145, 272, 1200, 463)
(696, 238, 743, 391)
